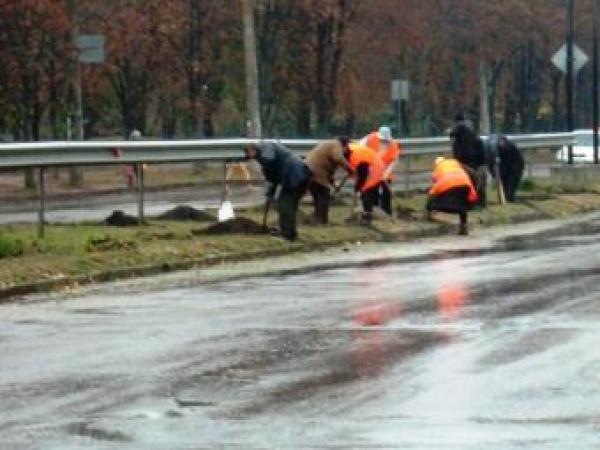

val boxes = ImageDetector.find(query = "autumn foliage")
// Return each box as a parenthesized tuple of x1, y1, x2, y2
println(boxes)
(0, 0, 595, 141)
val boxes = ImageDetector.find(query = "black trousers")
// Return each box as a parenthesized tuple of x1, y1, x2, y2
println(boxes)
(360, 186, 379, 222)
(427, 187, 470, 227)
(464, 165, 487, 208)
(309, 182, 331, 224)
(376, 182, 392, 215)
(500, 168, 523, 202)
(278, 182, 308, 241)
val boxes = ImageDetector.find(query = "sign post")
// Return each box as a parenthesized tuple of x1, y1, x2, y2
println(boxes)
(69, 34, 105, 187)
(391, 79, 409, 136)
(594, 0, 599, 165)
(75, 35, 105, 140)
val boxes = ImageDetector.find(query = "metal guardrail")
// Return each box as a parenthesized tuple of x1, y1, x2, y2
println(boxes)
(0, 132, 575, 168)
(0, 132, 576, 237)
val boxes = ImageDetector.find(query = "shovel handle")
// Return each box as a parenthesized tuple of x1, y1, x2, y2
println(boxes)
(262, 198, 272, 229)
(332, 174, 350, 198)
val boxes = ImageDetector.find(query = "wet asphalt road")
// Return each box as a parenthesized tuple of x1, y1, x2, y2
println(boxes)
(1, 217, 599, 449)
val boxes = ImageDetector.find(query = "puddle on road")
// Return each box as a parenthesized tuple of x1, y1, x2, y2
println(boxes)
(172, 328, 452, 418)
(65, 421, 133, 443)
(70, 307, 121, 316)
(477, 327, 578, 369)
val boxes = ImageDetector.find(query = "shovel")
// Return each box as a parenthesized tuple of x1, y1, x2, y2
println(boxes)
(331, 173, 351, 199)
(346, 191, 359, 223)
(262, 197, 273, 232)
(494, 159, 507, 206)
(382, 181, 415, 220)
(218, 161, 236, 222)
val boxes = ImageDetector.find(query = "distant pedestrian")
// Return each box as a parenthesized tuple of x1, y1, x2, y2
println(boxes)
(360, 126, 403, 216)
(487, 134, 525, 203)
(244, 142, 311, 241)
(427, 157, 479, 235)
(126, 129, 143, 189)
(450, 117, 487, 208)
(304, 137, 354, 224)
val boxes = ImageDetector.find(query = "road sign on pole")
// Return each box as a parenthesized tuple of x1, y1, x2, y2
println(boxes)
(76, 35, 105, 64)
(552, 43, 589, 74)
(391, 79, 410, 101)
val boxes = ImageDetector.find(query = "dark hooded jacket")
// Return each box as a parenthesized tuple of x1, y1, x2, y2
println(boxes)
(255, 142, 311, 197)
(451, 124, 486, 169)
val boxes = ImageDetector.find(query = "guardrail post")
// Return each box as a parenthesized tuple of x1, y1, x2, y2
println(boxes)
(137, 163, 145, 224)
(38, 167, 46, 239)
(404, 155, 411, 191)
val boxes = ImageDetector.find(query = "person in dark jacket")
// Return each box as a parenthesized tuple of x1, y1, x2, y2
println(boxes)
(486, 134, 525, 202)
(450, 117, 488, 208)
(244, 142, 311, 241)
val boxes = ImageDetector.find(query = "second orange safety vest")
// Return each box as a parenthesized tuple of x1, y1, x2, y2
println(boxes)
(348, 143, 385, 192)
(365, 132, 402, 166)
(429, 159, 478, 203)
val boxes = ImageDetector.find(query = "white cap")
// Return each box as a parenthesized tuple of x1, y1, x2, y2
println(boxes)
(378, 126, 392, 142)
(129, 129, 142, 140)
(435, 157, 444, 165)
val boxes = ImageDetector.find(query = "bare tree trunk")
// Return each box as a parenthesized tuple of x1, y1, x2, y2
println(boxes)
(241, 0, 262, 138)
(69, 0, 84, 187)
(479, 59, 491, 135)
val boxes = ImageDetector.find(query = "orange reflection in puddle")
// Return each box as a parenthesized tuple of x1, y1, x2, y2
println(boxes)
(435, 257, 470, 320)
(437, 284, 467, 320)
(353, 300, 403, 326)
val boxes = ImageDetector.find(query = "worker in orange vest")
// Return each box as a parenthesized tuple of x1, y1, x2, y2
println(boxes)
(360, 126, 403, 215)
(344, 143, 385, 225)
(427, 157, 478, 235)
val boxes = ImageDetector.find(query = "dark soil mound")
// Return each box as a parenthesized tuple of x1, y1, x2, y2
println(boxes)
(200, 217, 266, 235)
(158, 205, 215, 222)
(105, 210, 139, 227)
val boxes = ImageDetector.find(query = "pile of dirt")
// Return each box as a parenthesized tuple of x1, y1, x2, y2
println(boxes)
(158, 205, 215, 222)
(396, 205, 417, 220)
(105, 210, 139, 227)
(198, 217, 267, 235)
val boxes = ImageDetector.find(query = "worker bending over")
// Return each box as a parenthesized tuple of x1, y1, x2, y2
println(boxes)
(427, 157, 478, 235)
(360, 126, 402, 215)
(244, 142, 311, 241)
(345, 143, 385, 225)
(304, 137, 354, 224)
(486, 134, 524, 203)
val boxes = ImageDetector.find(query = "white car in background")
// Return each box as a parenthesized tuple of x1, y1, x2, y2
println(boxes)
(556, 130, 600, 163)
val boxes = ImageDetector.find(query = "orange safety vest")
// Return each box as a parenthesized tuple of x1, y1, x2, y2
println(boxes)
(348, 143, 385, 192)
(429, 159, 478, 203)
(365, 132, 403, 166)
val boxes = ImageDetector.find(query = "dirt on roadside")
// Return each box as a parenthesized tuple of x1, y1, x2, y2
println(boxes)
(198, 217, 268, 235)
(105, 210, 139, 227)
(158, 205, 215, 222)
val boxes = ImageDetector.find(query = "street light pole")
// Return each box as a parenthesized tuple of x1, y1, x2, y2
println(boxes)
(593, 0, 599, 164)
(566, 0, 575, 164)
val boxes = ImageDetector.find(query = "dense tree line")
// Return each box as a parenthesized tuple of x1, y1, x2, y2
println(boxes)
(0, 0, 597, 141)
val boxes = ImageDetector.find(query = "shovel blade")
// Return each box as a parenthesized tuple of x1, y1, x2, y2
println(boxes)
(218, 201, 235, 222)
